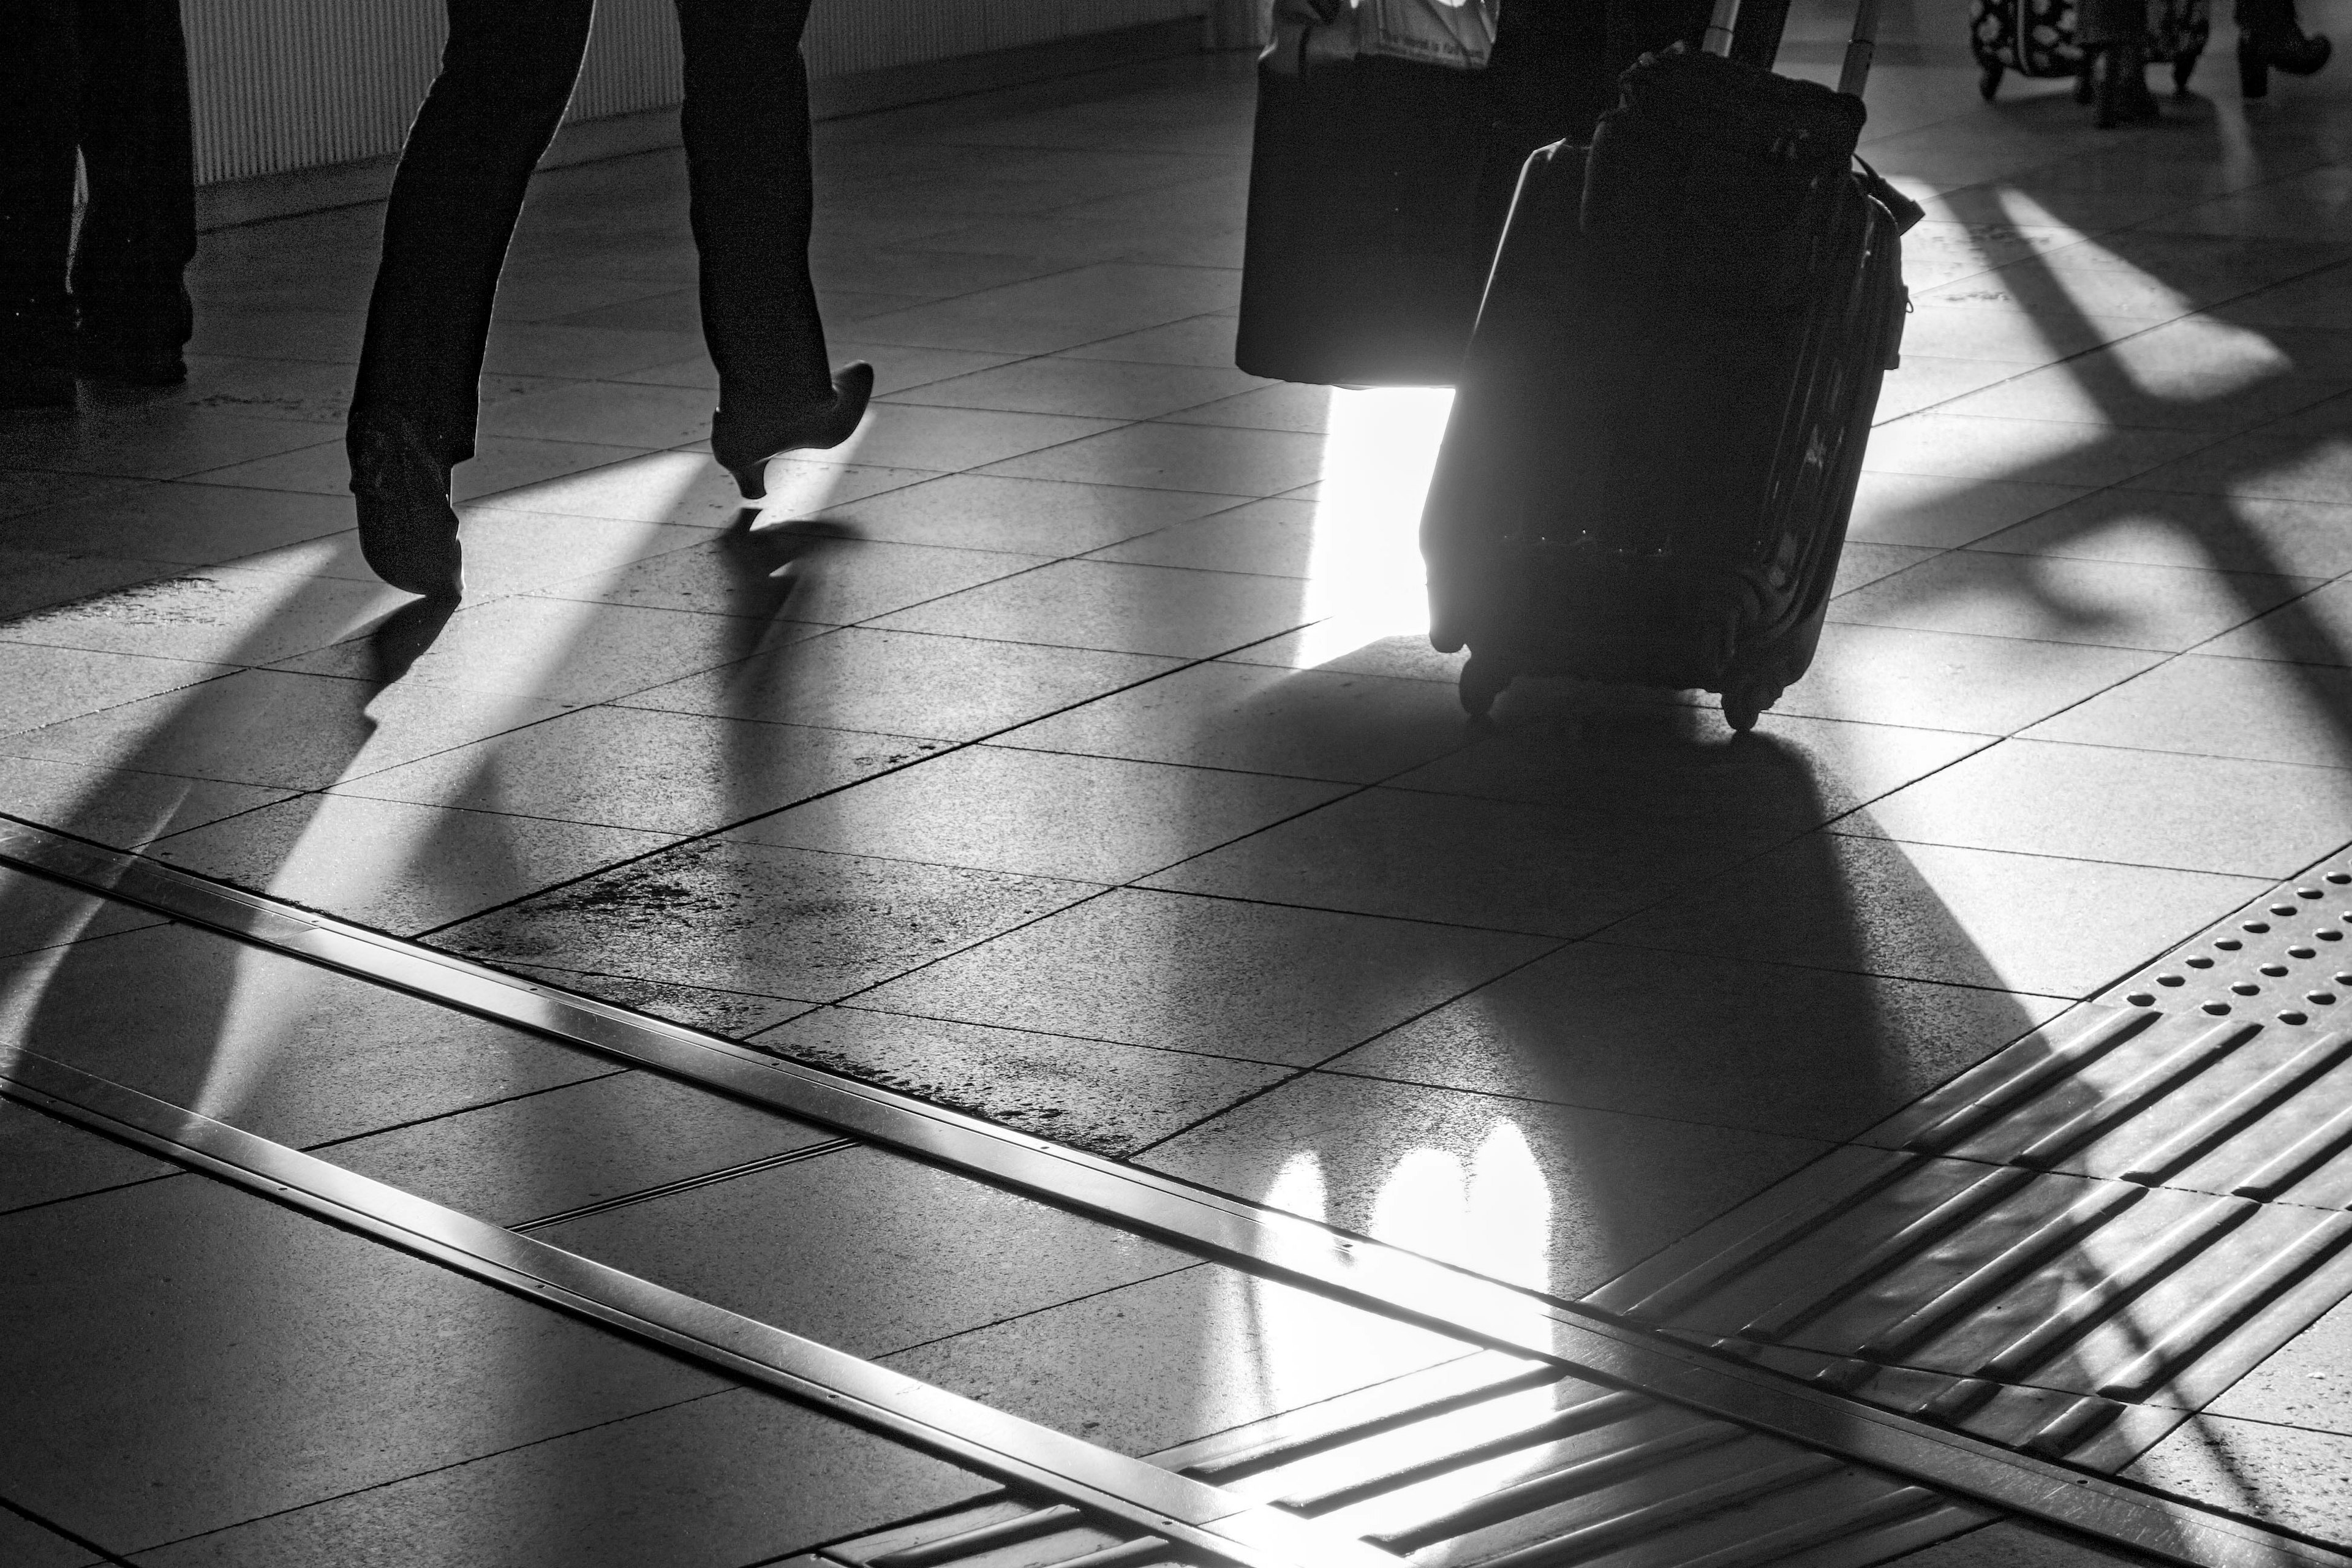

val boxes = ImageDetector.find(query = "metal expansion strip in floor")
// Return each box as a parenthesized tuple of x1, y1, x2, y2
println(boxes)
(4, 812, 2347, 1568)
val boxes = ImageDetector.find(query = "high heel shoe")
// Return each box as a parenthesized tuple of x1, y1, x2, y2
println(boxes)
(710, 361, 875, 500)
(2237, 3, 2331, 98)
(347, 412, 464, 599)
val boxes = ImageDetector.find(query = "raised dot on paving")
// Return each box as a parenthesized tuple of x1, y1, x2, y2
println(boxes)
(2232, 983, 2263, 996)
(2280, 1011, 2311, 1025)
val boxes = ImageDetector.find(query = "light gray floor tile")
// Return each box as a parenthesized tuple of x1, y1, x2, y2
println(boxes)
(483, 448, 932, 530)
(0, 548, 180, 624)
(731, 742, 1343, 883)
(2022, 653, 2352, 768)
(3, 667, 570, 791)
(822, 400, 1120, 472)
(341, 706, 944, 834)
(884, 1264, 1477, 1457)
(1604, 831, 2267, 998)
(0, 1177, 721, 1552)
(620, 625, 1180, 741)
(146, 792, 677, 935)
(2127, 410, 2352, 507)
(475, 380, 717, 449)
(187, 432, 646, 503)
(1774, 621, 2162, 733)
(443, 836, 1095, 1001)
(477, 320, 705, 380)
(275, 595, 813, 707)
(0, 483, 352, 565)
(1144, 787, 1774, 939)
(539, 1146, 1188, 1357)
(1826, 548, 2313, 652)
(848, 262, 1237, 355)
(1332, 940, 2064, 1144)
(804, 472, 1248, 556)
(0, 754, 289, 848)
(1868, 355, 2046, 423)
(2200, 578, 2352, 666)
(0, 866, 165, 961)
(540, 531, 1047, 627)
(0, 1502, 100, 1568)
(869, 558, 1314, 658)
(883, 355, 1264, 420)
(755, 1006, 1286, 1156)
(996, 660, 1473, 781)
(183, 306, 366, 364)
(489, 960, 815, 1038)
(1852, 736, 2352, 876)
(1139, 1071, 1828, 1299)
(323, 1071, 835, 1227)
(0, 567, 404, 668)
(1834, 541, 1941, 595)
(0, 1099, 176, 1217)
(2118, 1414, 2352, 1545)
(1932, 359, 2350, 432)
(1058, 314, 1246, 366)
(858, 886, 1551, 1066)
(0, 407, 337, 482)
(129, 1389, 990, 1568)
(979, 419, 1326, 495)
(0, 467, 148, 524)
(249, 508, 713, 600)
(1894, 306, 2156, 364)
(1157, 381, 1338, 434)
(0, 643, 235, 740)
(0, 922, 609, 1145)
(2205, 1291, 2352, 1436)
(1969, 486, 2352, 579)
(1086, 496, 1317, 576)
(1861, 412, 2214, 487)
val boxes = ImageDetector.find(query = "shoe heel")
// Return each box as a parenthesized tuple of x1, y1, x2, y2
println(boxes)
(725, 461, 768, 501)
(2241, 45, 2271, 96)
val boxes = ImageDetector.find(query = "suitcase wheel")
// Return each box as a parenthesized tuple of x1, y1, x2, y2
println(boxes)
(1980, 61, 2004, 99)
(1458, 655, 1511, 720)
(2173, 49, 2200, 94)
(1722, 682, 1778, 734)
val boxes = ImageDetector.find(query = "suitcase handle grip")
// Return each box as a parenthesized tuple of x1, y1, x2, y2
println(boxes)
(1839, 0, 1883, 94)
(1702, 0, 1742, 56)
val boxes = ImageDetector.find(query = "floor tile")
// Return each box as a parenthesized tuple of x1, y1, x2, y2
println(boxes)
(0, 406, 336, 481)
(1774, 620, 2162, 733)
(2125, 408, 2352, 507)
(1894, 305, 2155, 363)
(130, 1390, 989, 1568)
(818, 400, 1120, 472)
(2119, 1415, 2352, 1545)
(997, 660, 1472, 781)
(274, 595, 814, 707)
(0, 1177, 720, 1553)
(146, 792, 676, 935)
(1860, 412, 2215, 487)
(2, 667, 569, 792)
(488, 959, 816, 1038)
(846, 262, 1238, 355)
(0, 549, 181, 622)
(731, 742, 1343, 883)
(1932, 357, 2350, 432)
(442, 835, 1095, 1001)
(1138, 1071, 1828, 1299)
(885, 1264, 1476, 1457)
(0, 867, 165, 962)
(483, 448, 932, 530)
(2201, 578, 2352, 665)
(1332, 939, 2061, 1143)
(978, 420, 1326, 496)
(868, 558, 1313, 658)
(858, 886, 1551, 1067)
(801, 472, 1247, 556)
(0, 1099, 176, 1217)
(1145, 787, 1772, 939)
(187, 432, 646, 503)
(540, 529, 1046, 627)
(0, 565, 404, 669)
(473, 380, 718, 449)
(477, 320, 705, 380)
(1085, 496, 1317, 576)
(0, 483, 352, 565)
(339, 706, 945, 834)
(755, 1006, 1286, 1157)
(1157, 381, 1338, 434)
(0, 643, 235, 739)
(1826, 548, 2314, 651)
(1603, 831, 2267, 998)
(620, 625, 1178, 741)
(2022, 652, 2352, 768)
(1057, 314, 1246, 367)
(538, 1146, 1188, 1357)
(0, 466, 145, 523)
(323, 1071, 835, 1226)
(1969, 486, 2352, 578)
(0, 754, 288, 849)
(0, 921, 609, 1144)
(1390, 705, 1990, 834)
(1868, 355, 2048, 423)
(883, 355, 1263, 420)
(1849, 735, 2352, 876)
(1834, 542, 1942, 595)
(0, 1499, 99, 1567)
(183, 306, 366, 364)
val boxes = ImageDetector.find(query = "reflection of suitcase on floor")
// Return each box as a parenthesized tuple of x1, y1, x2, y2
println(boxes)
(1419, 0, 1917, 732)
(1970, 0, 2210, 100)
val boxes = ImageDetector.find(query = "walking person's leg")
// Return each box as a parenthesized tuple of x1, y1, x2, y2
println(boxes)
(347, 0, 595, 597)
(0, 0, 82, 410)
(676, 0, 870, 500)
(70, 0, 197, 385)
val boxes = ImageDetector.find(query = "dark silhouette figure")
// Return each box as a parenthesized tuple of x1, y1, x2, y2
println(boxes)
(347, 0, 873, 601)
(0, 0, 197, 410)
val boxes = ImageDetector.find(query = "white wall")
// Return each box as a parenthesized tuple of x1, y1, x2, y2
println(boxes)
(183, 0, 1208, 186)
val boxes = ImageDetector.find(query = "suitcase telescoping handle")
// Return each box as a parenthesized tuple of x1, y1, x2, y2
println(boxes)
(1700, 0, 1884, 95)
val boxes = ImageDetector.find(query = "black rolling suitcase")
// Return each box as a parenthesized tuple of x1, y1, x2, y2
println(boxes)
(1419, 0, 1918, 731)
(1970, 0, 2209, 102)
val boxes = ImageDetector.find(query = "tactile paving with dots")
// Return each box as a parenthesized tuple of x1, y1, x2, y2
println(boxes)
(2101, 852, 2352, 1029)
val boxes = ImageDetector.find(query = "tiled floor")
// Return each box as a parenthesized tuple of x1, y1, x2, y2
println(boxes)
(8, 0, 2352, 1558)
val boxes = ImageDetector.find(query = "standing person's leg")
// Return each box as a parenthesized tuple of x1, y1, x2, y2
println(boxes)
(2237, 0, 2331, 94)
(0, 0, 81, 410)
(676, 0, 870, 500)
(347, 0, 594, 597)
(71, 0, 197, 385)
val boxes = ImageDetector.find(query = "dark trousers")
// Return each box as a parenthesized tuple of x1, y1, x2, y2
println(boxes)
(351, 0, 832, 467)
(0, 0, 197, 359)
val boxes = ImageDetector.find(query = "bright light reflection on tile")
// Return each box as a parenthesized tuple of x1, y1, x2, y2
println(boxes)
(1291, 386, 1453, 664)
